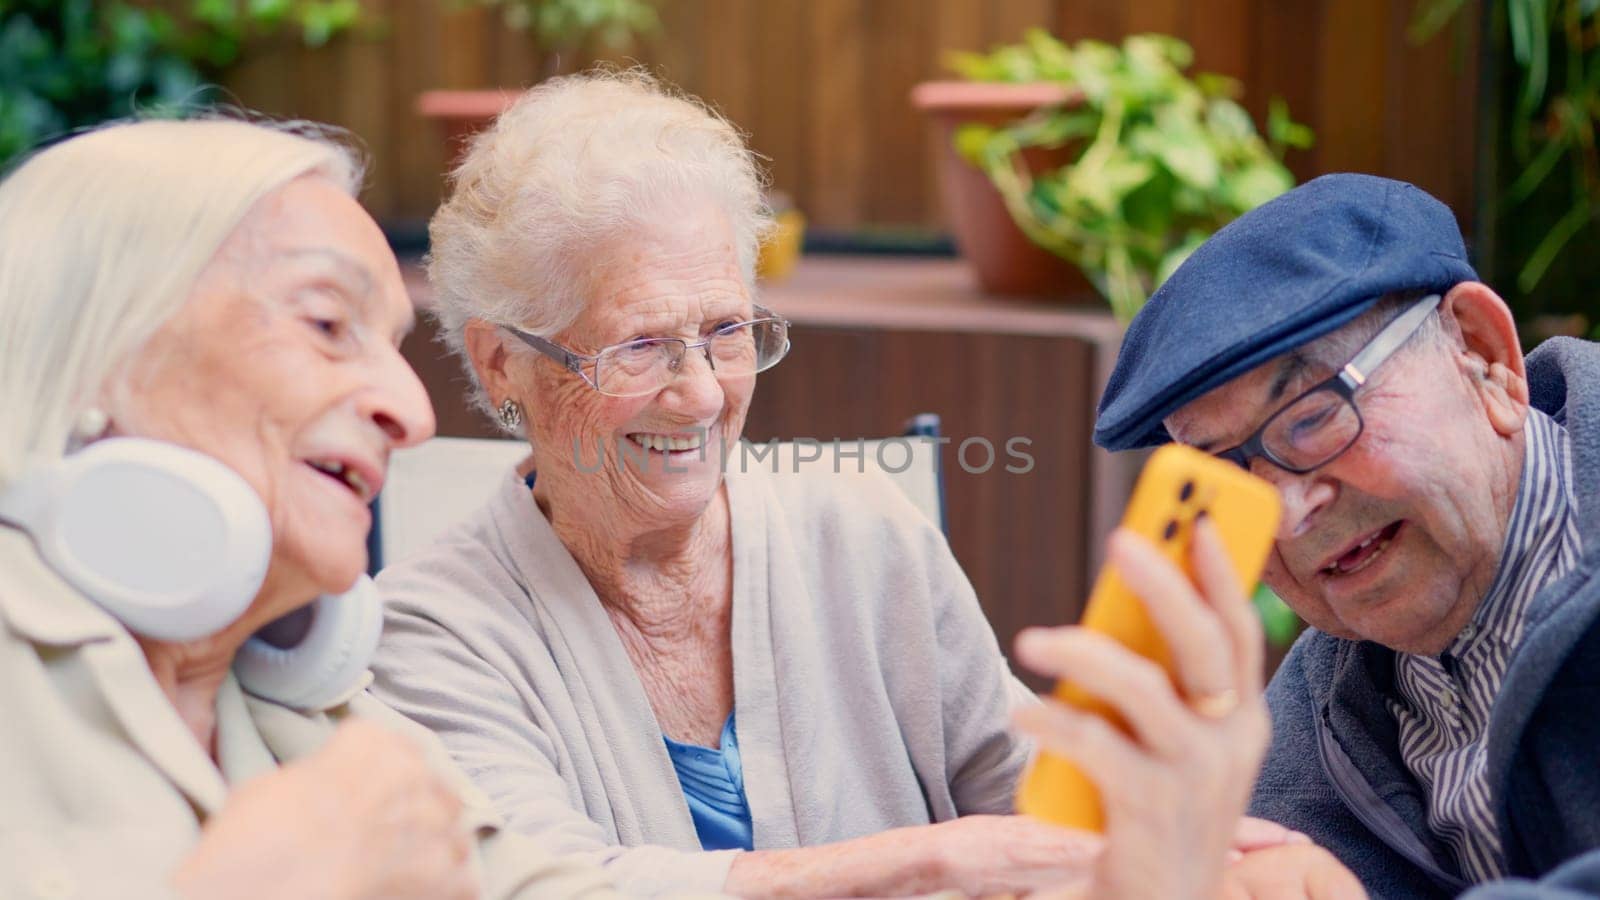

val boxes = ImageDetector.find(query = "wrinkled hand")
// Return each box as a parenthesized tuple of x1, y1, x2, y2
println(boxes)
(1229, 817, 1312, 861)
(1012, 519, 1272, 900)
(912, 814, 1101, 897)
(173, 719, 477, 900)
(1221, 845, 1367, 900)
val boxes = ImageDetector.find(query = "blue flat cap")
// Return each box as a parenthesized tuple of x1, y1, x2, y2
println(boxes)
(1094, 173, 1479, 451)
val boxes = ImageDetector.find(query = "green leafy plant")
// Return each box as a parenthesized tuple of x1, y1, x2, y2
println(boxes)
(0, 0, 364, 170)
(1412, 0, 1598, 320)
(461, 0, 659, 78)
(1253, 583, 1303, 650)
(947, 30, 1313, 322)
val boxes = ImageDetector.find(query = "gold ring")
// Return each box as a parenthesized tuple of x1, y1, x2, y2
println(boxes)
(1191, 687, 1240, 719)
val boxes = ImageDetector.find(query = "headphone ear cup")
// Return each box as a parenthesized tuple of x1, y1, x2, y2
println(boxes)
(0, 438, 270, 641)
(235, 574, 383, 711)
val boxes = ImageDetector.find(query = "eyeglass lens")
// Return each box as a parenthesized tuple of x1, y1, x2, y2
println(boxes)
(592, 319, 787, 396)
(1260, 388, 1361, 471)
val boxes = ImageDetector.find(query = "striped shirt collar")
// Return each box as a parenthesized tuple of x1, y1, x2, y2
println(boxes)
(1451, 407, 1577, 658)
(1390, 407, 1582, 883)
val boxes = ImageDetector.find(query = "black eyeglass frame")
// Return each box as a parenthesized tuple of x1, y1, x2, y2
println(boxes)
(1215, 294, 1442, 474)
(501, 304, 791, 398)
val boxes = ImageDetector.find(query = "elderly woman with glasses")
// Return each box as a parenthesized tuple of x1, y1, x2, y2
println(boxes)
(371, 71, 1308, 900)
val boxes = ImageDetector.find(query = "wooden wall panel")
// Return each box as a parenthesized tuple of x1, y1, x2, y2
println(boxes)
(806, 0, 867, 228)
(1318, 0, 1388, 177)
(1056, 0, 1122, 43)
(1124, 0, 1186, 38)
(219, 0, 1482, 235)
(737, 323, 1098, 692)
(748, 1, 808, 208)
(1381, 0, 1481, 221)
(1186, 0, 1253, 82)
(864, 0, 930, 224)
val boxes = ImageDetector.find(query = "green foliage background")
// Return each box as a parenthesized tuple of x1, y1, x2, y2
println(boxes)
(946, 30, 1313, 323)
(0, 0, 658, 171)
(0, 0, 362, 169)
(1411, 0, 1600, 339)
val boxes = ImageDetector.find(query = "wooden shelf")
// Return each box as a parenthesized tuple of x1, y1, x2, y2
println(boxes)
(757, 255, 1123, 341)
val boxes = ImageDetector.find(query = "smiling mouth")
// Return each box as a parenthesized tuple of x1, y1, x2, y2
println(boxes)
(306, 459, 373, 503)
(626, 432, 708, 454)
(1320, 521, 1404, 577)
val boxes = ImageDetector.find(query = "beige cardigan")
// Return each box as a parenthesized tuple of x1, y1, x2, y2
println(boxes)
(371, 460, 1035, 897)
(0, 525, 624, 900)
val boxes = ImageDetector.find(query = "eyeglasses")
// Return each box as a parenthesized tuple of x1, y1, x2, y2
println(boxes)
(502, 305, 792, 398)
(1215, 294, 1441, 474)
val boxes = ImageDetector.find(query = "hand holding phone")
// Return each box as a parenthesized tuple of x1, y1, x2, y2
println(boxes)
(1014, 443, 1282, 832)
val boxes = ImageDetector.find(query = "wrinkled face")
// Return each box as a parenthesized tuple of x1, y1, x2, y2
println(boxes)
(112, 176, 435, 609)
(511, 203, 755, 530)
(1165, 316, 1520, 655)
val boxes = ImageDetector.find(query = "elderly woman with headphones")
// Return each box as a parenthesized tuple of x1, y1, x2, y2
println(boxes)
(0, 119, 625, 900)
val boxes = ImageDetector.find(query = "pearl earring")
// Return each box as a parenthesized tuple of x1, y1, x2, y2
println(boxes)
(72, 407, 110, 444)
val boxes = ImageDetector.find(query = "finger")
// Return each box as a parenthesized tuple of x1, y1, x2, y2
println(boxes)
(1109, 528, 1237, 703)
(1026, 886, 1093, 900)
(428, 778, 466, 829)
(1312, 861, 1370, 900)
(446, 866, 480, 900)
(327, 720, 427, 778)
(1015, 627, 1197, 756)
(1230, 816, 1311, 853)
(1192, 517, 1267, 695)
(450, 827, 473, 865)
(316, 719, 380, 763)
(417, 835, 475, 898)
(332, 717, 406, 751)
(1012, 696, 1149, 790)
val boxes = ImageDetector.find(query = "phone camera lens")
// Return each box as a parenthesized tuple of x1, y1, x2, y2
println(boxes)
(1163, 519, 1180, 541)
(1179, 480, 1196, 502)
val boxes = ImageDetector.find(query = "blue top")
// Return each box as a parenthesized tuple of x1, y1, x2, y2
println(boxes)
(663, 713, 753, 851)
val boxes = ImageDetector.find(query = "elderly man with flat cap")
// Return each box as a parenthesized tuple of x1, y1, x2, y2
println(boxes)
(1096, 173, 1600, 898)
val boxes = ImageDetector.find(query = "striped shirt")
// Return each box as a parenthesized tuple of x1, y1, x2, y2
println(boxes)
(1388, 409, 1582, 883)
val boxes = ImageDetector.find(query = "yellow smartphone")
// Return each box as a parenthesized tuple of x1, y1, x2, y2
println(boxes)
(1014, 443, 1282, 832)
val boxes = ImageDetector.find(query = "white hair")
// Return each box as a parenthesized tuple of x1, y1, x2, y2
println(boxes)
(1307, 288, 1450, 370)
(426, 68, 773, 422)
(0, 115, 364, 488)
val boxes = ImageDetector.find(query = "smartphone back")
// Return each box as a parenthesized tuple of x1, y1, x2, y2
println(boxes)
(1015, 443, 1282, 831)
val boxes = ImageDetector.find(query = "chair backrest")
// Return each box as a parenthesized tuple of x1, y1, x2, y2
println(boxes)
(370, 436, 528, 573)
(370, 417, 945, 573)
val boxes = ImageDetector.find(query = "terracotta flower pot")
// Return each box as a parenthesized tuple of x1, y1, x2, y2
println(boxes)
(417, 89, 520, 171)
(911, 81, 1096, 300)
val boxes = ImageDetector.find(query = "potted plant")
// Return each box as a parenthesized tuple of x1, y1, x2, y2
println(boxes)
(0, 0, 364, 170)
(911, 78, 1091, 297)
(416, 0, 660, 167)
(915, 30, 1312, 318)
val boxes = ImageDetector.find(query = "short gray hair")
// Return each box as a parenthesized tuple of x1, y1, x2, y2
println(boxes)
(0, 115, 364, 488)
(426, 68, 773, 420)
(1308, 288, 1448, 368)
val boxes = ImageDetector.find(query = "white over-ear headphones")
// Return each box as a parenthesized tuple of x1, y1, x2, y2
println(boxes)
(0, 436, 382, 710)
(235, 574, 384, 710)
(0, 437, 271, 640)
